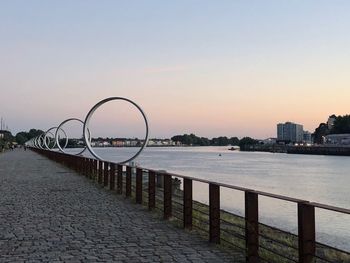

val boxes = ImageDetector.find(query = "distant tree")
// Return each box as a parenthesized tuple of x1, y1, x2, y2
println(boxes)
(239, 137, 258, 148)
(171, 134, 200, 145)
(28, 129, 44, 139)
(229, 137, 240, 146)
(172, 134, 244, 146)
(199, 137, 210, 146)
(313, 123, 329, 144)
(13, 129, 44, 145)
(211, 136, 230, 146)
(331, 115, 350, 134)
(1, 130, 14, 142)
(15, 133, 28, 145)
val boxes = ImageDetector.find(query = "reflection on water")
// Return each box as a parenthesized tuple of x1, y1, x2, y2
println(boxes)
(71, 146, 350, 250)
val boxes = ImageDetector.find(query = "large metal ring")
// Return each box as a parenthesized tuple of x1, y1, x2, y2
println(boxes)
(55, 118, 88, 156)
(54, 124, 69, 153)
(44, 131, 55, 149)
(34, 136, 40, 148)
(44, 127, 64, 150)
(83, 97, 149, 164)
(44, 131, 54, 149)
(37, 134, 45, 149)
(34, 137, 39, 148)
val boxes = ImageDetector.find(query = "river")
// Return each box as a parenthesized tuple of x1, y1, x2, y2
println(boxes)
(68, 146, 350, 251)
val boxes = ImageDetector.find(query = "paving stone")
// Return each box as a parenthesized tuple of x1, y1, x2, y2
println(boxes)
(0, 150, 245, 262)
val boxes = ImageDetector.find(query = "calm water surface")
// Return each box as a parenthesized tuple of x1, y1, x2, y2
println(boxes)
(70, 146, 350, 250)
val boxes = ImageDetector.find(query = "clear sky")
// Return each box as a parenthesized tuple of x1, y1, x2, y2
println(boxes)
(1, 1, 349, 139)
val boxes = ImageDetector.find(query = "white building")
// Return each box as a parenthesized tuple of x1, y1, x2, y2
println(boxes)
(261, 138, 277, 145)
(102, 141, 111, 147)
(277, 122, 304, 143)
(325, 134, 350, 145)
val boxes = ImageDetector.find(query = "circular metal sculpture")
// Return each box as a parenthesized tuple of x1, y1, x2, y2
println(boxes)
(83, 97, 149, 164)
(55, 118, 85, 155)
(37, 134, 45, 149)
(33, 137, 38, 148)
(44, 127, 66, 150)
(44, 131, 55, 149)
(26, 97, 149, 164)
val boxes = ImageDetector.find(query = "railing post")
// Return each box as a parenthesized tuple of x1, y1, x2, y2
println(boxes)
(136, 168, 143, 204)
(78, 157, 82, 174)
(86, 158, 90, 177)
(72, 156, 77, 172)
(163, 174, 172, 219)
(90, 159, 94, 179)
(98, 161, 103, 184)
(117, 165, 123, 194)
(109, 163, 115, 190)
(86, 158, 89, 178)
(298, 202, 316, 263)
(245, 191, 259, 263)
(84, 158, 88, 177)
(148, 171, 155, 210)
(94, 159, 97, 180)
(77, 156, 80, 172)
(126, 166, 132, 197)
(183, 178, 193, 229)
(84, 158, 87, 176)
(104, 161, 109, 187)
(209, 183, 220, 243)
(85, 158, 88, 177)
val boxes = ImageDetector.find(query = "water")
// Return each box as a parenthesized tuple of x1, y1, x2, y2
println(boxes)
(72, 146, 350, 251)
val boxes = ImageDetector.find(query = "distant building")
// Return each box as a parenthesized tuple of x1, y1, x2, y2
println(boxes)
(112, 140, 124, 147)
(277, 122, 304, 143)
(303, 131, 312, 144)
(0, 130, 10, 140)
(102, 141, 111, 147)
(261, 138, 277, 145)
(148, 139, 176, 146)
(325, 134, 350, 145)
(130, 140, 138, 147)
(327, 114, 337, 130)
(147, 140, 156, 146)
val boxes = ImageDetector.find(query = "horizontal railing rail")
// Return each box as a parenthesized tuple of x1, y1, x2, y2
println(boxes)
(30, 147, 350, 263)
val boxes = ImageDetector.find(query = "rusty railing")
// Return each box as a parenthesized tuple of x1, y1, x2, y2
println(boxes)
(31, 148, 350, 263)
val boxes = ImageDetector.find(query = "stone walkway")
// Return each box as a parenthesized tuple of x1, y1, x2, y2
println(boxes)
(0, 150, 244, 262)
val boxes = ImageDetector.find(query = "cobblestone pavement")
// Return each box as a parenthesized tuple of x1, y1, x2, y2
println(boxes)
(0, 150, 245, 262)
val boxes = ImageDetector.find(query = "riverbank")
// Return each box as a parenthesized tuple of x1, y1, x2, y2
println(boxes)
(241, 144, 350, 156)
(287, 145, 350, 156)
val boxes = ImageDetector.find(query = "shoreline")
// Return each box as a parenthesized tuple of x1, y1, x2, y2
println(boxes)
(241, 144, 350, 156)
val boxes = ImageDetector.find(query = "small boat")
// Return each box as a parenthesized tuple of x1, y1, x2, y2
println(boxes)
(228, 146, 239, 151)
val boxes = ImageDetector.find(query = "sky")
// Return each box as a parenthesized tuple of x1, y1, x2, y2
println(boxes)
(0, 0, 349, 139)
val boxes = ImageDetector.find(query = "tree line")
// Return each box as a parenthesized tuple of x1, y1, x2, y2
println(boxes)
(171, 134, 258, 147)
(11, 129, 259, 149)
(313, 115, 350, 144)
(15, 129, 44, 145)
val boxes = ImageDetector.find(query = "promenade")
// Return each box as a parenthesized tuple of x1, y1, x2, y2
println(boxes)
(0, 150, 244, 262)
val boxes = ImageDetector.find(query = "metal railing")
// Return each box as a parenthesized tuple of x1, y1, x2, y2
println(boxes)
(31, 147, 350, 263)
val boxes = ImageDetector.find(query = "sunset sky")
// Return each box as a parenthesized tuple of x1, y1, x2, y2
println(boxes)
(1, 1, 349, 139)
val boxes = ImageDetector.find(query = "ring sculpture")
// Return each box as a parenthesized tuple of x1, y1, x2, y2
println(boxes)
(44, 126, 68, 150)
(83, 97, 149, 163)
(55, 118, 90, 156)
(25, 97, 149, 164)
